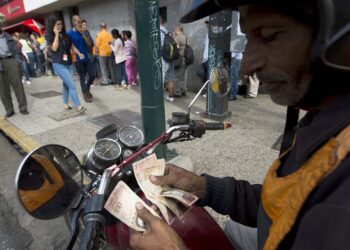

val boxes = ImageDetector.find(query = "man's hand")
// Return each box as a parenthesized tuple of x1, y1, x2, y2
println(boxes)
(78, 53, 85, 60)
(150, 164, 206, 199)
(129, 203, 187, 250)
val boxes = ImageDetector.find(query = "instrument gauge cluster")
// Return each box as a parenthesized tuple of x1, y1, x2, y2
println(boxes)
(85, 126, 144, 177)
(118, 126, 144, 148)
(93, 138, 122, 163)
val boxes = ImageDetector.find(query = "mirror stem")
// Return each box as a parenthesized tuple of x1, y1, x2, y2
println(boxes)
(98, 170, 111, 195)
(187, 79, 210, 116)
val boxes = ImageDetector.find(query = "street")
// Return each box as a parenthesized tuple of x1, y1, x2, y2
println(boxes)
(0, 133, 68, 250)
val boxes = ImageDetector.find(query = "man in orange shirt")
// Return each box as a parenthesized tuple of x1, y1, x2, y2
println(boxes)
(95, 23, 114, 85)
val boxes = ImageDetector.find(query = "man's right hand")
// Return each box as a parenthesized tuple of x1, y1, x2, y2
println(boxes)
(150, 164, 206, 199)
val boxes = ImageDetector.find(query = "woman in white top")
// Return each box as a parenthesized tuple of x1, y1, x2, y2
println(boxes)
(18, 33, 36, 77)
(111, 29, 128, 88)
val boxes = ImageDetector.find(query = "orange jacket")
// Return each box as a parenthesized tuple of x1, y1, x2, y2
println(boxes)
(96, 29, 113, 57)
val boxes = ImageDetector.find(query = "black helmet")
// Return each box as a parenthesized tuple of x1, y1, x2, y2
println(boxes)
(180, 0, 350, 72)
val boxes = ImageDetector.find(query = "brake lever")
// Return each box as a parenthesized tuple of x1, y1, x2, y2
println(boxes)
(166, 132, 193, 144)
(65, 198, 89, 250)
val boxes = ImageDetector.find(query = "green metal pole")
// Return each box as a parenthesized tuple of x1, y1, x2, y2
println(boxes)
(134, 0, 166, 158)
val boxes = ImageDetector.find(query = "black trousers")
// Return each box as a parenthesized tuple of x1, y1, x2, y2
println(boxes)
(0, 58, 27, 113)
(75, 60, 96, 94)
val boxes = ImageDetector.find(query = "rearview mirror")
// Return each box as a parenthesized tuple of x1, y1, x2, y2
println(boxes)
(187, 66, 230, 115)
(15, 145, 82, 220)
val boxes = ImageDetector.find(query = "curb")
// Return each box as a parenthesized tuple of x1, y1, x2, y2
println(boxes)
(0, 117, 39, 153)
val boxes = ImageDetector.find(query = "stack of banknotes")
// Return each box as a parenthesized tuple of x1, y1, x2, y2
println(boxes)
(105, 154, 198, 231)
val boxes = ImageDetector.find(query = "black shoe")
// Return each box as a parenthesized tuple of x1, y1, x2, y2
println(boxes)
(229, 96, 237, 101)
(5, 111, 14, 118)
(20, 110, 29, 115)
(181, 92, 187, 97)
(173, 94, 182, 98)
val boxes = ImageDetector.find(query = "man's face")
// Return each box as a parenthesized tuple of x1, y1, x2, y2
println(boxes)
(239, 5, 315, 106)
(74, 17, 82, 31)
(82, 22, 87, 31)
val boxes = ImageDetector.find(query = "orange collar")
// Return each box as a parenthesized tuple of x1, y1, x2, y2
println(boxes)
(261, 124, 350, 249)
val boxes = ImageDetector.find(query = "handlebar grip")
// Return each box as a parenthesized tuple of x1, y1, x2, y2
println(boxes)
(79, 220, 101, 250)
(204, 122, 225, 130)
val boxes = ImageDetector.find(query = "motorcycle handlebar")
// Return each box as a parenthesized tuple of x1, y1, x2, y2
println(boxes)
(188, 121, 232, 139)
(204, 122, 225, 130)
(198, 121, 232, 131)
(79, 220, 101, 250)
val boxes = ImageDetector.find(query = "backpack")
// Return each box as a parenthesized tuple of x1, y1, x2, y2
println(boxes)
(184, 38, 194, 66)
(161, 30, 179, 62)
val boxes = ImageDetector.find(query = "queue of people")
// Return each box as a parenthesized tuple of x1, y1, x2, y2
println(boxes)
(94, 22, 139, 89)
(1, 13, 253, 118)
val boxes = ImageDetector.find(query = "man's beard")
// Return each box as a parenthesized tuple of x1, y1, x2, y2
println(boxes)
(257, 71, 311, 106)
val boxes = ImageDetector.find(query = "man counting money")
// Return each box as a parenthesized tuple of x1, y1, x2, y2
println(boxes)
(129, 0, 350, 249)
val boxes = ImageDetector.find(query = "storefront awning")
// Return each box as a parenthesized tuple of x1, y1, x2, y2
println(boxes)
(3, 18, 45, 35)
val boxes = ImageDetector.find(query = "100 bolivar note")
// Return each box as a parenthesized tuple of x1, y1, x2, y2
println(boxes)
(133, 154, 199, 223)
(104, 181, 160, 231)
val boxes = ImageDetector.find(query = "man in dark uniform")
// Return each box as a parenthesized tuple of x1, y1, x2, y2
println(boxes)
(0, 15, 28, 118)
(129, 0, 350, 249)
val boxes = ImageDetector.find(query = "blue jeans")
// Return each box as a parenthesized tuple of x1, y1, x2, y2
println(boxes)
(26, 52, 37, 77)
(230, 58, 241, 98)
(115, 61, 128, 84)
(19, 60, 30, 81)
(53, 63, 81, 107)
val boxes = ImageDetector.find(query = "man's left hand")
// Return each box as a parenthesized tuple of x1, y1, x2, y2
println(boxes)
(129, 203, 187, 250)
(78, 53, 85, 60)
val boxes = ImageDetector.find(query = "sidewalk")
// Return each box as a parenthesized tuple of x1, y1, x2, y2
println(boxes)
(0, 75, 286, 225)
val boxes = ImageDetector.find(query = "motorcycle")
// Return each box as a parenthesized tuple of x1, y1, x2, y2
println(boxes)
(15, 69, 235, 250)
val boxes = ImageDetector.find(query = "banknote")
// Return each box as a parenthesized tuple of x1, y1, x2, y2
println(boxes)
(161, 188, 199, 207)
(133, 156, 165, 195)
(133, 154, 198, 222)
(104, 181, 160, 231)
(133, 156, 176, 222)
(143, 192, 175, 224)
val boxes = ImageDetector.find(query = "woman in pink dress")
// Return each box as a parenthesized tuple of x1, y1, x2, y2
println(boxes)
(122, 30, 138, 85)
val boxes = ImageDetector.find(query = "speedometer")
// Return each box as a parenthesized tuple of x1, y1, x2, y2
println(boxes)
(93, 138, 122, 162)
(118, 126, 144, 148)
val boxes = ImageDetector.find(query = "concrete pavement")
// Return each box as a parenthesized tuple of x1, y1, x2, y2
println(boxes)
(0, 74, 287, 243)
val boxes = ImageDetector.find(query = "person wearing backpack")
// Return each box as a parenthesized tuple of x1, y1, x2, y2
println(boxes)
(173, 25, 189, 97)
(160, 16, 175, 102)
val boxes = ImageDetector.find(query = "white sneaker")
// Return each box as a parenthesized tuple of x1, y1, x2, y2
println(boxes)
(165, 96, 174, 102)
(26, 81, 32, 85)
(202, 94, 207, 98)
